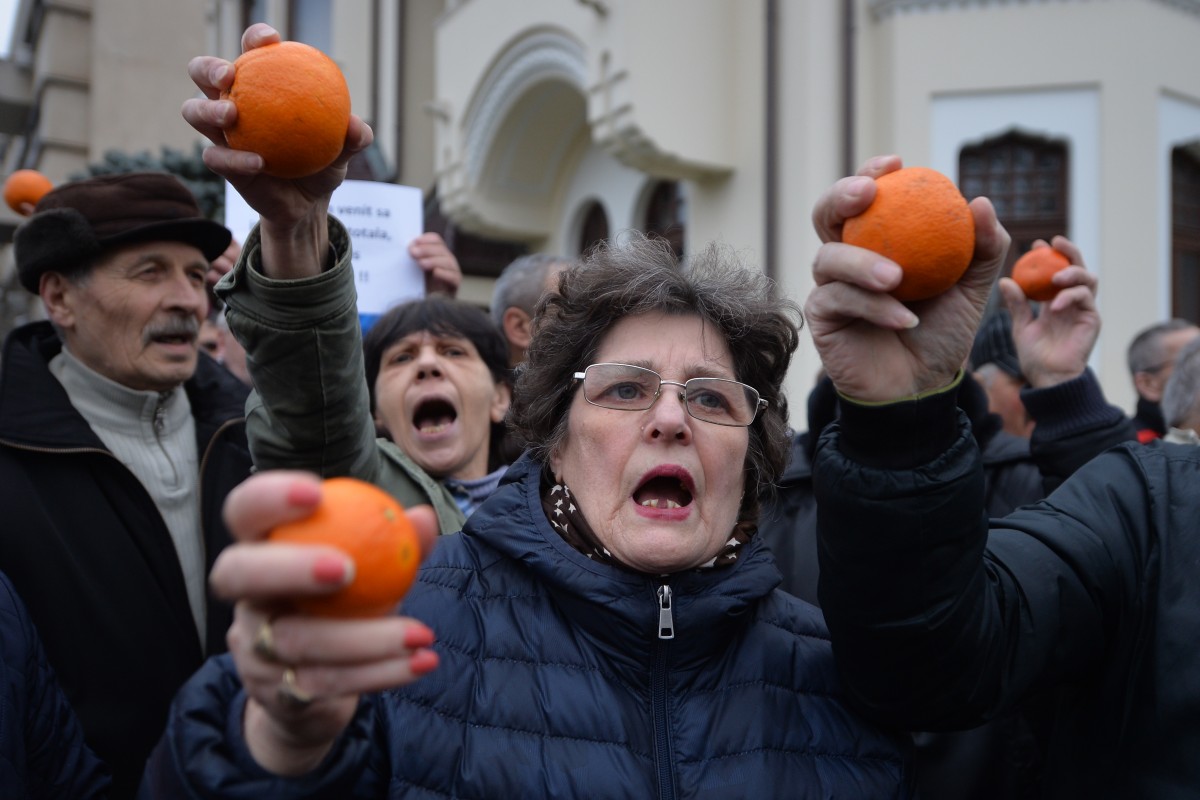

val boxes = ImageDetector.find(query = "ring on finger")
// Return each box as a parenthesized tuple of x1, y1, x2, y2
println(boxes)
(252, 619, 280, 663)
(277, 667, 315, 710)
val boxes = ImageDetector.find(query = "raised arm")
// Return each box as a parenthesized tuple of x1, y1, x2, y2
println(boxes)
(810, 161, 1134, 732)
(1000, 237, 1136, 485)
(806, 155, 1008, 402)
(183, 25, 463, 529)
(181, 23, 373, 279)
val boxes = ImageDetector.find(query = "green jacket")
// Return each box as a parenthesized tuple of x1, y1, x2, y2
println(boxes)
(214, 219, 465, 535)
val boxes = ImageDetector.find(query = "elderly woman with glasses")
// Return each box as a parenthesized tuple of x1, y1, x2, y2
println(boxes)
(143, 25, 913, 798)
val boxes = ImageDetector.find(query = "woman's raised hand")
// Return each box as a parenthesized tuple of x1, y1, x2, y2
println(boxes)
(181, 23, 374, 278)
(805, 155, 1010, 402)
(212, 471, 439, 775)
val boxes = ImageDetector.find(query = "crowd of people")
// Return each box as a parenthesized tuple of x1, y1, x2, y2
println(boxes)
(0, 21, 1197, 799)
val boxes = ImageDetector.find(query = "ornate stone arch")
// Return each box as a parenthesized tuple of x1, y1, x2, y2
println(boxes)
(438, 29, 591, 240)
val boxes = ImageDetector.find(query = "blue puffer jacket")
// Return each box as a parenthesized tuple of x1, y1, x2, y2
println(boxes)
(141, 455, 912, 798)
(0, 571, 110, 798)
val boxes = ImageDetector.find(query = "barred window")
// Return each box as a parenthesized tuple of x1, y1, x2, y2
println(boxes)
(960, 131, 1068, 276)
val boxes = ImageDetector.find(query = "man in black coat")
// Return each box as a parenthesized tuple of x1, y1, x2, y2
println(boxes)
(808, 156, 1200, 798)
(0, 173, 252, 799)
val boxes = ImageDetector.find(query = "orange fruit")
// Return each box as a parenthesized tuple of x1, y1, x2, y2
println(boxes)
(220, 41, 351, 179)
(268, 477, 420, 617)
(3, 169, 54, 216)
(843, 166, 976, 302)
(1011, 247, 1070, 302)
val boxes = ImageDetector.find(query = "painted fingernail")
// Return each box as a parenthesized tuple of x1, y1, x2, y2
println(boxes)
(410, 649, 440, 676)
(404, 624, 435, 649)
(313, 554, 354, 585)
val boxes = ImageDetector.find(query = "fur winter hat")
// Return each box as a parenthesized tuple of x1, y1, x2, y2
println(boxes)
(14, 171, 231, 293)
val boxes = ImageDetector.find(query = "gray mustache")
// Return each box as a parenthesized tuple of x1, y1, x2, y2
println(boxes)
(143, 317, 200, 345)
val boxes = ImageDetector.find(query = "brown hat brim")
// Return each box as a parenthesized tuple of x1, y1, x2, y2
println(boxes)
(13, 171, 233, 294)
(14, 210, 231, 293)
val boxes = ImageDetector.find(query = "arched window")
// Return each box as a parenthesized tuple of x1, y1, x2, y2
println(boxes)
(1172, 145, 1200, 323)
(643, 181, 686, 259)
(960, 131, 1068, 275)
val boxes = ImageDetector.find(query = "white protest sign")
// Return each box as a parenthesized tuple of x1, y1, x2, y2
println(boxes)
(224, 180, 425, 329)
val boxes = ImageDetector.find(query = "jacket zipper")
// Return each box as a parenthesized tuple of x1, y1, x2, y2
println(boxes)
(652, 583, 676, 800)
(153, 391, 169, 435)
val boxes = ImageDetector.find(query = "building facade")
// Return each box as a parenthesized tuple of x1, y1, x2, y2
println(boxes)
(3, 0, 1200, 421)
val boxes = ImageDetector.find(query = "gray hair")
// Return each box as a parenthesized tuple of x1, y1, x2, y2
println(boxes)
(1127, 318, 1198, 375)
(489, 253, 574, 324)
(1161, 335, 1200, 430)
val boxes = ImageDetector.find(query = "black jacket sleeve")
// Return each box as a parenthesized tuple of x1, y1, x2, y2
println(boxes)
(814, 394, 1143, 731)
(138, 656, 386, 799)
(1021, 369, 1137, 492)
(3, 574, 111, 799)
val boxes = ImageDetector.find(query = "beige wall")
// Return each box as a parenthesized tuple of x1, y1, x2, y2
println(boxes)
(6, 0, 1200, 423)
(399, 0, 442, 193)
(89, 0, 211, 159)
(856, 0, 1200, 416)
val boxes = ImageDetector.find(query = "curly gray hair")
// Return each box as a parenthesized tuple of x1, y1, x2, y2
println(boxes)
(508, 233, 802, 523)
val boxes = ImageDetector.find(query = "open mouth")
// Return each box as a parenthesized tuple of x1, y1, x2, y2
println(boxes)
(633, 474, 694, 510)
(413, 398, 458, 435)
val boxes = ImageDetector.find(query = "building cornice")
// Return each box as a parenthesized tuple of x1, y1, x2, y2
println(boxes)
(869, 0, 1200, 19)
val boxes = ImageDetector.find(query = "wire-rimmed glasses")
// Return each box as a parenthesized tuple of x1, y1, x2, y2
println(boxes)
(572, 362, 767, 427)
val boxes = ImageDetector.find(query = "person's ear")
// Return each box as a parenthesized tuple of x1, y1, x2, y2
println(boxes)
(39, 272, 77, 329)
(503, 306, 533, 351)
(490, 382, 512, 424)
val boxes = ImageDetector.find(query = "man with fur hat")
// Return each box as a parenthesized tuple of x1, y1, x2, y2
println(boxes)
(0, 171, 252, 799)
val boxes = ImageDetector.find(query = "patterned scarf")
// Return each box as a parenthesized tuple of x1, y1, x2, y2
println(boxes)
(539, 470, 753, 574)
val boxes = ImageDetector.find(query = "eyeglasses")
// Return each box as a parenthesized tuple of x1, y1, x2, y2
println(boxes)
(572, 362, 767, 427)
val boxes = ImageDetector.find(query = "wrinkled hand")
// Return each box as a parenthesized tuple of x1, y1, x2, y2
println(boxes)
(409, 232, 462, 297)
(212, 471, 439, 775)
(999, 236, 1099, 388)
(181, 23, 374, 277)
(805, 155, 1010, 402)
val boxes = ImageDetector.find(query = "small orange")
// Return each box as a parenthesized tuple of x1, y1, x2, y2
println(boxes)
(221, 41, 351, 179)
(843, 166, 976, 302)
(268, 477, 420, 618)
(3, 169, 54, 216)
(1011, 247, 1070, 302)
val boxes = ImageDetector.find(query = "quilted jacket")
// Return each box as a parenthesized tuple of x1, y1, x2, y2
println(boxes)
(142, 454, 913, 799)
(0, 570, 110, 798)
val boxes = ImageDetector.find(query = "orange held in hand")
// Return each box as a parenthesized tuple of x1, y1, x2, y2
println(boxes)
(268, 477, 420, 617)
(221, 41, 351, 179)
(3, 169, 54, 216)
(843, 166, 976, 302)
(1011, 247, 1070, 302)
